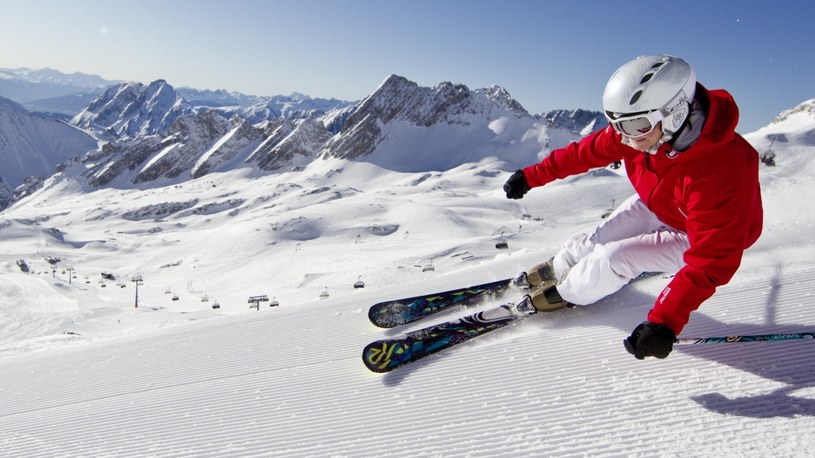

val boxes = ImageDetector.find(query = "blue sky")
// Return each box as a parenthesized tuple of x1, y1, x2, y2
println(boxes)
(1, 0, 813, 132)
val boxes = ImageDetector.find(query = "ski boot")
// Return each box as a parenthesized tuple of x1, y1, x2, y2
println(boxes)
(512, 258, 557, 290)
(513, 284, 571, 315)
(525, 284, 572, 312)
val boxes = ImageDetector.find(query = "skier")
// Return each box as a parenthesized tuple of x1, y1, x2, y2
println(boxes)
(503, 55, 763, 360)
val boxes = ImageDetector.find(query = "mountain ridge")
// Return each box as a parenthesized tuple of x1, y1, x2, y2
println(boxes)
(0, 95, 98, 190)
(51, 74, 592, 190)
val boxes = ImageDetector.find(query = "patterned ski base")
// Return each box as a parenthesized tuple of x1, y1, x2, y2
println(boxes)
(363, 299, 536, 373)
(368, 278, 512, 328)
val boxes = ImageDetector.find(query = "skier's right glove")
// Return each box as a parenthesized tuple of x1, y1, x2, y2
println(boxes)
(503, 170, 530, 199)
(624, 321, 677, 360)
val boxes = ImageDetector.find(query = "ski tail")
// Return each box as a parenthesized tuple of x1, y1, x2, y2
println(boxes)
(368, 278, 512, 328)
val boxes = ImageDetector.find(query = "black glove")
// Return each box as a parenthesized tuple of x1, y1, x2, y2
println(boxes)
(624, 321, 677, 359)
(503, 170, 530, 199)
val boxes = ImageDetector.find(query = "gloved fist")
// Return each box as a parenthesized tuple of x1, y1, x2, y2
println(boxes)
(503, 170, 530, 199)
(624, 321, 677, 360)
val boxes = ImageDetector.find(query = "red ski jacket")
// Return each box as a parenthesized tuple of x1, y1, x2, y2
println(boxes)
(522, 86, 763, 333)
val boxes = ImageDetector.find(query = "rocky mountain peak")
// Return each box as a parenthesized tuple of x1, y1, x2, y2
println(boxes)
(324, 74, 536, 162)
(479, 85, 529, 116)
(72, 80, 193, 138)
(772, 98, 815, 125)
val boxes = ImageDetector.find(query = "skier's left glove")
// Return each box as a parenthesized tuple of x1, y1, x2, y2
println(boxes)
(624, 321, 676, 359)
(503, 170, 530, 199)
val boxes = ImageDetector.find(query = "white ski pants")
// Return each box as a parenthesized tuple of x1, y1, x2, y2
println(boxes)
(552, 194, 690, 306)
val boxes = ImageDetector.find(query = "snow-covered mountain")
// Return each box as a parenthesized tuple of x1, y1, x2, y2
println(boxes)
(0, 69, 606, 210)
(79, 110, 264, 187)
(71, 79, 354, 142)
(0, 96, 813, 456)
(64, 75, 582, 188)
(542, 107, 608, 135)
(0, 67, 117, 100)
(178, 87, 356, 126)
(324, 75, 574, 172)
(0, 67, 119, 114)
(761, 97, 815, 141)
(74, 110, 342, 187)
(0, 96, 97, 191)
(72, 80, 194, 138)
(0, 178, 12, 210)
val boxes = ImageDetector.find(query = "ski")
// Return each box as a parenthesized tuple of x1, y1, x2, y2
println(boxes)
(368, 278, 512, 328)
(363, 296, 537, 373)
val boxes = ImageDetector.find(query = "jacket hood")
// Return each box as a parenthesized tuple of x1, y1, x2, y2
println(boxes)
(662, 85, 740, 161)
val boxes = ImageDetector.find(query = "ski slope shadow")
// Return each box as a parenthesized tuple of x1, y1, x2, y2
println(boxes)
(678, 265, 815, 418)
(585, 263, 815, 418)
(683, 327, 815, 419)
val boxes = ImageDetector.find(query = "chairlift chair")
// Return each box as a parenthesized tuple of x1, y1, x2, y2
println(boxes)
(495, 231, 509, 250)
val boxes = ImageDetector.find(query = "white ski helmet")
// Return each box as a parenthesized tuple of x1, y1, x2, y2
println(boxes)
(603, 55, 696, 137)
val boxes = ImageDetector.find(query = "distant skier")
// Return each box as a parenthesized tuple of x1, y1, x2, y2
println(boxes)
(503, 55, 763, 360)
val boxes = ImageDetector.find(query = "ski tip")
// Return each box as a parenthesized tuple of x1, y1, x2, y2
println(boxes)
(362, 339, 410, 373)
(368, 306, 401, 328)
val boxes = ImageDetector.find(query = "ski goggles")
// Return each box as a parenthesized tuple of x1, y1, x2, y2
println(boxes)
(605, 109, 665, 139)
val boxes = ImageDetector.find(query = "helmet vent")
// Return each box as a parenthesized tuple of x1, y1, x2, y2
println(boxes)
(629, 90, 643, 105)
(640, 73, 654, 84)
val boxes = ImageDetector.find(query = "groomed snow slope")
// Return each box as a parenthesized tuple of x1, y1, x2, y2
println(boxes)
(1, 260, 814, 456)
(0, 114, 814, 456)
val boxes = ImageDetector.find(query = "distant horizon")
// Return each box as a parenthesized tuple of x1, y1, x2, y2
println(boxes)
(1, 65, 602, 108)
(4, 64, 809, 136)
(3, 1, 814, 133)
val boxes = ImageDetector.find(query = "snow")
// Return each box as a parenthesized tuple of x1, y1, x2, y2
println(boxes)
(0, 107, 814, 456)
(141, 142, 182, 175)
(192, 124, 239, 175)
